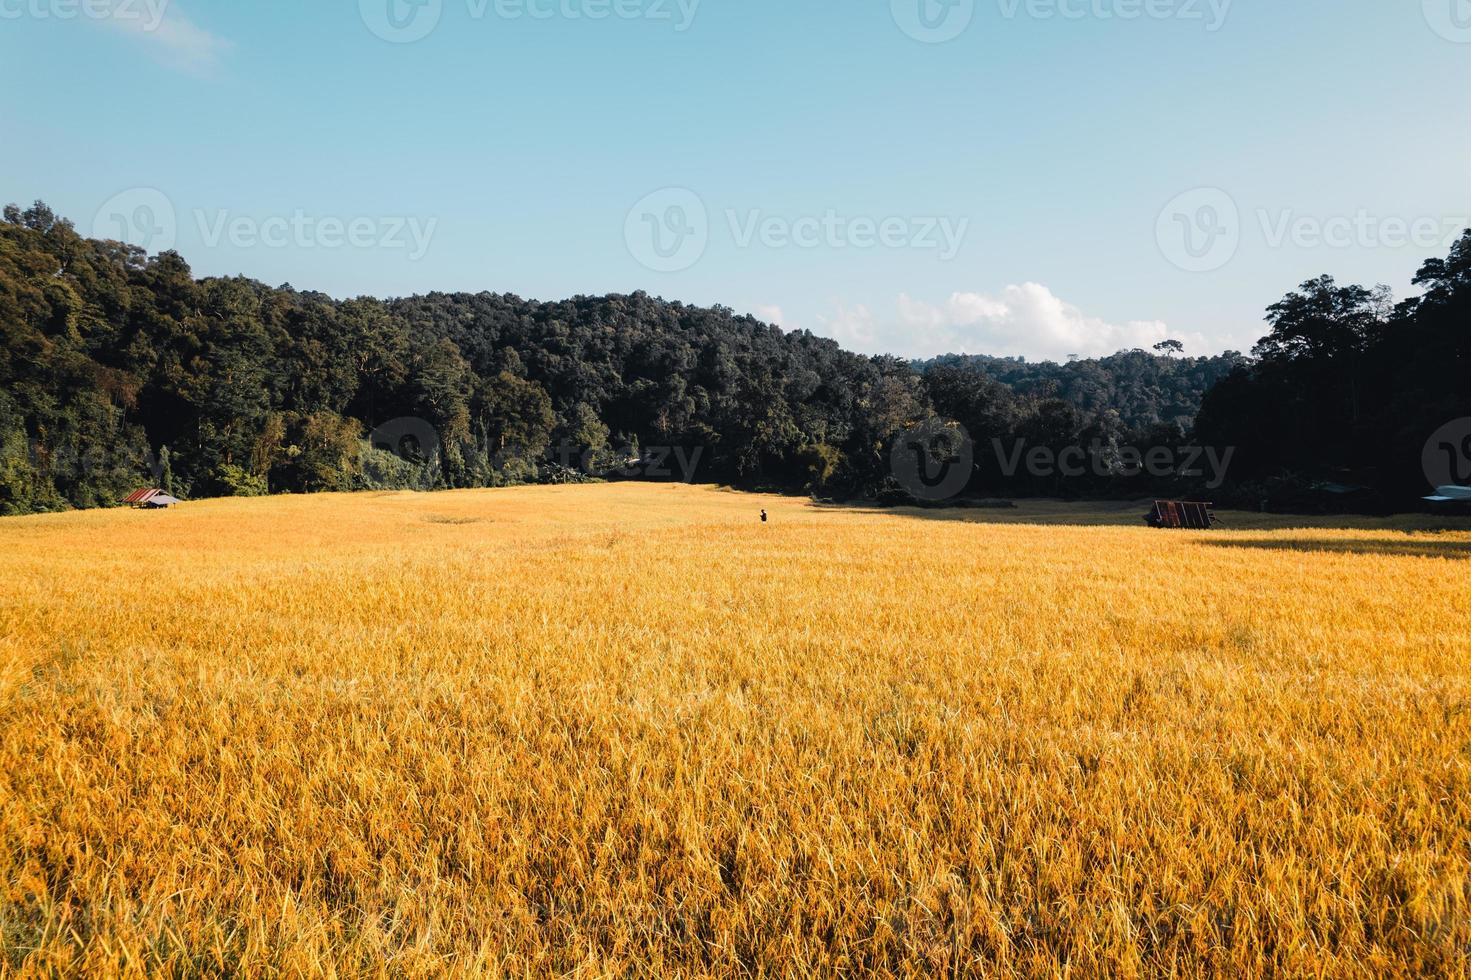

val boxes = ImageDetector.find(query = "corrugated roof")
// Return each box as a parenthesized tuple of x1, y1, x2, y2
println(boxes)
(123, 488, 162, 504)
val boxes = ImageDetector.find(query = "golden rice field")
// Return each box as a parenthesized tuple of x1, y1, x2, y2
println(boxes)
(2, 485, 1470, 978)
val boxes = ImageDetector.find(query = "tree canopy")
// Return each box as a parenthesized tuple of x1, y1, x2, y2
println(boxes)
(2, 202, 1466, 515)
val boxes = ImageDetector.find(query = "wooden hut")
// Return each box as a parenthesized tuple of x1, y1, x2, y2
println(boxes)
(1145, 500, 1217, 529)
(123, 488, 181, 509)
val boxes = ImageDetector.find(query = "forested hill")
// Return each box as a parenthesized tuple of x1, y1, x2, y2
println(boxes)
(916, 350, 1246, 432)
(0, 203, 892, 511)
(0, 201, 1224, 514)
(4, 201, 1467, 516)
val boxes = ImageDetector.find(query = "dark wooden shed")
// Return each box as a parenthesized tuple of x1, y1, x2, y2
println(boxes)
(1145, 500, 1217, 529)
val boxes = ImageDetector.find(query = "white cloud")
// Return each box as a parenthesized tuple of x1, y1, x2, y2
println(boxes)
(815, 302, 880, 351)
(817, 284, 1209, 362)
(754, 305, 789, 329)
(94, 0, 230, 76)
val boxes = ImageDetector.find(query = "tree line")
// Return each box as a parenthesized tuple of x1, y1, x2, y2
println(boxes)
(2, 201, 1466, 515)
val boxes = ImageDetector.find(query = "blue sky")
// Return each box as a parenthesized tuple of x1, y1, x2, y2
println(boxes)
(2, 0, 1468, 361)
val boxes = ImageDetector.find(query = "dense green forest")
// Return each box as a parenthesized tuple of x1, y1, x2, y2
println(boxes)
(2, 201, 1467, 515)
(916, 350, 1246, 432)
(1196, 247, 1471, 507)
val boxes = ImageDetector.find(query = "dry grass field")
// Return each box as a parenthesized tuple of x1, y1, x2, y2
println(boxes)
(2, 485, 1470, 977)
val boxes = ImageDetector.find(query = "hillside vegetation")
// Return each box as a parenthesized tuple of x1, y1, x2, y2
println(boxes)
(9, 202, 1464, 516)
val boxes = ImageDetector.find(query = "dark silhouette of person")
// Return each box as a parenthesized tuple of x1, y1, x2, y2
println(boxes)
(761, 510, 768, 523)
